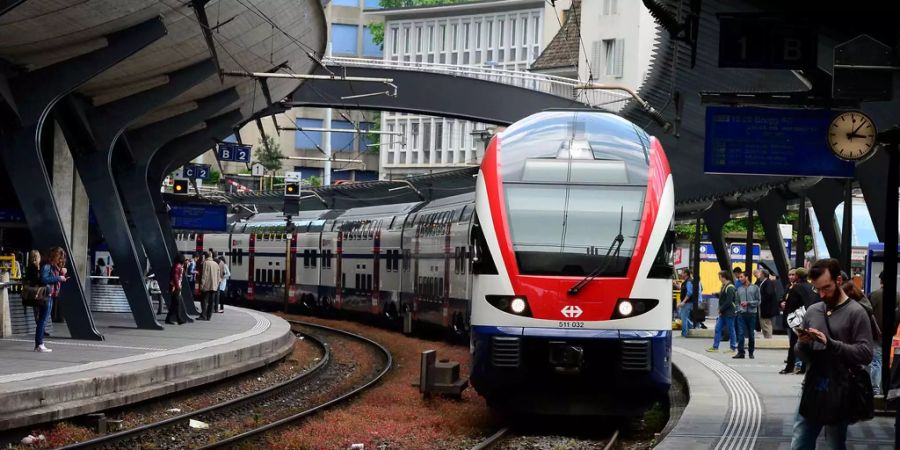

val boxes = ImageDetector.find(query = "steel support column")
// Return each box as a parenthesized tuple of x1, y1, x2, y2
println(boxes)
(121, 88, 239, 315)
(745, 209, 754, 279)
(755, 191, 790, 289)
(0, 18, 166, 340)
(147, 110, 243, 291)
(840, 180, 853, 275)
(806, 179, 844, 260)
(702, 201, 732, 271)
(57, 60, 215, 329)
(796, 195, 807, 268)
(857, 149, 889, 242)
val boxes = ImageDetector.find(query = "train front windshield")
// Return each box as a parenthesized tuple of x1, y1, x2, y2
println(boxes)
(498, 111, 652, 277)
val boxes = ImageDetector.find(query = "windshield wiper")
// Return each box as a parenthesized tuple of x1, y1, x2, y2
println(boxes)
(568, 207, 624, 296)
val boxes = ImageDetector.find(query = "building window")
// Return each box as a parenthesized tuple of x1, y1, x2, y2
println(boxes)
(604, 38, 624, 77)
(424, 120, 432, 153)
(390, 27, 399, 55)
(332, 120, 356, 152)
(435, 122, 443, 151)
(411, 122, 420, 148)
(404, 27, 411, 53)
(363, 26, 383, 57)
(416, 25, 423, 52)
(295, 118, 323, 150)
(332, 0, 357, 6)
(603, 0, 618, 15)
(332, 24, 359, 55)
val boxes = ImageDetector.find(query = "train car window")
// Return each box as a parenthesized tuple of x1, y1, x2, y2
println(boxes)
(302, 250, 309, 268)
(255, 268, 262, 283)
(355, 273, 360, 289)
(470, 216, 498, 275)
(274, 270, 281, 285)
(239, 248, 244, 265)
(341, 273, 346, 288)
(311, 250, 317, 268)
(460, 204, 475, 222)
(648, 222, 676, 279)
(368, 274, 373, 291)
(267, 269, 273, 283)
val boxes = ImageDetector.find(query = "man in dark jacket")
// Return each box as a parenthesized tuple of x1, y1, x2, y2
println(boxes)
(791, 258, 872, 449)
(780, 268, 818, 374)
(708, 270, 738, 353)
(756, 268, 778, 338)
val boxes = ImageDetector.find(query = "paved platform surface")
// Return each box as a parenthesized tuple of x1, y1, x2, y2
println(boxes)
(659, 334, 895, 449)
(0, 306, 294, 430)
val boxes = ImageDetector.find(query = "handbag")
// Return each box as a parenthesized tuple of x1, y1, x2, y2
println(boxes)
(22, 284, 48, 308)
(800, 308, 874, 424)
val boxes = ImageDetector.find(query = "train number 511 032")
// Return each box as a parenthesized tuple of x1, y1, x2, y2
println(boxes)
(558, 321, 584, 328)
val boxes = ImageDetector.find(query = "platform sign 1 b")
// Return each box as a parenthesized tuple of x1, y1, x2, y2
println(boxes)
(704, 106, 855, 178)
(718, 14, 816, 69)
(217, 142, 252, 163)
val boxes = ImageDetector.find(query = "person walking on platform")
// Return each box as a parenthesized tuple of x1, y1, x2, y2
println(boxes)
(216, 256, 230, 313)
(34, 247, 68, 352)
(791, 258, 873, 450)
(781, 268, 817, 374)
(708, 270, 737, 353)
(165, 254, 187, 325)
(199, 251, 221, 320)
(23, 250, 47, 338)
(756, 268, 778, 338)
(677, 268, 699, 337)
(734, 271, 761, 359)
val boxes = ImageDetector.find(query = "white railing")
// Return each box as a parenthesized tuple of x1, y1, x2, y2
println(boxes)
(323, 57, 632, 111)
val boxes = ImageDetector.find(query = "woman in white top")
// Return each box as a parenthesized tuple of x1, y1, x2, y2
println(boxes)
(216, 256, 230, 313)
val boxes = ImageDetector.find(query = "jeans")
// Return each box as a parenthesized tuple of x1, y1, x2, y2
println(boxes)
(713, 315, 736, 349)
(791, 410, 848, 450)
(785, 328, 799, 371)
(679, 302, 693, 337)
(870, 345, 883, 395)
(736, 313, 757, 356)
(34, 297, 54, 347)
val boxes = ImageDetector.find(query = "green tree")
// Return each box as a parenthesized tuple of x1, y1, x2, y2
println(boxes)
(369, 0, 469, 46)
(255, 135, 284, 174)
(365, 112, 382, 154)
(208, 170, 221, 184)
(306, 175, 322, 187)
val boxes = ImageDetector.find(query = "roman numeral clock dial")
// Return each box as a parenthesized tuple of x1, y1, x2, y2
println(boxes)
(828, 111, 877, 161)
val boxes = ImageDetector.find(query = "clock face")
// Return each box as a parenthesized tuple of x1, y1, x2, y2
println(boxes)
(828, 111, 877, 161)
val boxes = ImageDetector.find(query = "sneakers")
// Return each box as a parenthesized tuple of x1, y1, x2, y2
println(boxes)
(706, 347, 719, 352)
(732, 353, 745, 359)
(34, 345, 52, 353)
(749, 354, 754, 359)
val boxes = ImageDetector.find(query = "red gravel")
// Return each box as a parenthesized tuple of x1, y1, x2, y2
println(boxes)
(269, 314, 502, 450)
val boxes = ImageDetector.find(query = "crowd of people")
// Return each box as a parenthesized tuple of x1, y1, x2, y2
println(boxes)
(678, 258, 899, 449)
(17, 248, 231, 350)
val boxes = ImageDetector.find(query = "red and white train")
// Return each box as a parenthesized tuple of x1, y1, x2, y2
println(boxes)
(176, 110, 674, 415)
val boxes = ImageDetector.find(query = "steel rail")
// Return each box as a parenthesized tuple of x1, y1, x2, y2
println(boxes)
(195, 320, 393, 449)
(58, 329, 330, 450)
(469, 427, 620, 450)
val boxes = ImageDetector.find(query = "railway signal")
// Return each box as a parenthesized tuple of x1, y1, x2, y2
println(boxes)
(173, 179, 189, 194)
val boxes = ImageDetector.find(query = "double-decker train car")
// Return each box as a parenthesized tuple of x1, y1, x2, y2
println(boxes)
(174, 109, 673, 415)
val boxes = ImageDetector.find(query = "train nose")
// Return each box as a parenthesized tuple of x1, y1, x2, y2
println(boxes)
(548, 341, 584, 373)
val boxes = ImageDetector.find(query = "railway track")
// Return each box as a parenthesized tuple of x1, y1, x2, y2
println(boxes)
(58, 321, 392, 450)
(471, 426, 620, 450)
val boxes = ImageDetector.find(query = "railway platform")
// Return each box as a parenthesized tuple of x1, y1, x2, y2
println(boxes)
(0, 307, 294, 431)
(659, 335, 895, 449)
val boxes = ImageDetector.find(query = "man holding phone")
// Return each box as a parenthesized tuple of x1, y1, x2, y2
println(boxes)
(791, 259, 873, 449)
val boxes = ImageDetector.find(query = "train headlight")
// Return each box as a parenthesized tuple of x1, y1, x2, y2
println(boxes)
(611, 298, 660, 319)
(618, 300, 634, 317)
(510, 298, 527, 314)
(485, 295, 532, 317)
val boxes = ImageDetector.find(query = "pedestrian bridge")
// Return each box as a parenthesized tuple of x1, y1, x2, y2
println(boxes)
(289, 56, 639, 125)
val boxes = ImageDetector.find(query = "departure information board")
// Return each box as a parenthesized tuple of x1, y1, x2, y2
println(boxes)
(169, 204, 227, 231)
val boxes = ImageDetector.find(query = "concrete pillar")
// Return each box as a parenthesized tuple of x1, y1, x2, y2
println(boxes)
(51, 123, 90, 294)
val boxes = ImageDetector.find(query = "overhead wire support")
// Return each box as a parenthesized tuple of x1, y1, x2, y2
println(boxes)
(576, 82, 673, 132)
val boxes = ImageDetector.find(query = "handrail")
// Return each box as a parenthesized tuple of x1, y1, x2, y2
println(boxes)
(323, 56, 632, 109)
